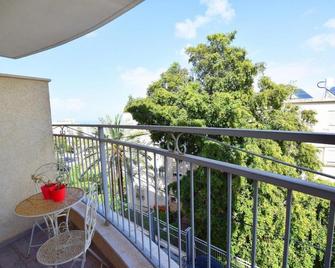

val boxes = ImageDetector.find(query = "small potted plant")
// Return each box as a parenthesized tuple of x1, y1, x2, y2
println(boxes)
(32, 163, 69, 201)
(31, 174, 56, 200)
(50, 171, 68, 202)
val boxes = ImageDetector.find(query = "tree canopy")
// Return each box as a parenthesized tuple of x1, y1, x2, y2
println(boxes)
(125, 32, 329, 267)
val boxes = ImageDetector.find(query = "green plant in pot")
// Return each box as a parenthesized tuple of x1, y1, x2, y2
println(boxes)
(50, 170, 69, 202)
(32, 162, 69, 201)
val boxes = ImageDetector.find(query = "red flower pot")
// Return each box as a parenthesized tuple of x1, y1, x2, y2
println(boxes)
(51, 184, 67, 202)
(41, 183, 56, 199)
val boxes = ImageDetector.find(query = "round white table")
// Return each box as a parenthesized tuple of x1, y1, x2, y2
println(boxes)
(15, 187, 85, 235)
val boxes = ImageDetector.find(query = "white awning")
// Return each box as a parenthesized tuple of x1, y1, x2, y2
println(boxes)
(0, 0, 143, 59)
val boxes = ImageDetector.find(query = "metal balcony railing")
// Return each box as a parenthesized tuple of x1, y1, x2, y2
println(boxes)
(52, 124, 335, 268)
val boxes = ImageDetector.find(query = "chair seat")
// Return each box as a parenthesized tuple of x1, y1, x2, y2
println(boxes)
(36, 230, 85, 266)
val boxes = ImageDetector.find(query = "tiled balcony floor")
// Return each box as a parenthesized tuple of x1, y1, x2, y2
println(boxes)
(0, 228, 104, 268)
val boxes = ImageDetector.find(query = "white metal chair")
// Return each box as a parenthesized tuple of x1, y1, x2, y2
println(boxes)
(27, 163, 71, 256)
(36, 183, 98, 268)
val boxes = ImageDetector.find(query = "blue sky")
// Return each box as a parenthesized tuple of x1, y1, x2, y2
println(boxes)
(1, 0, 335, 123)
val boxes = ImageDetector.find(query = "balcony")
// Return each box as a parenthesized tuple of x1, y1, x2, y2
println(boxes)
(45, 123, 334, 268)
(1, 78, 335, 268)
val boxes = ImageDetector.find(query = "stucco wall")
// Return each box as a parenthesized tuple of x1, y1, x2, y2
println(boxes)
(0, 74, 55, 243)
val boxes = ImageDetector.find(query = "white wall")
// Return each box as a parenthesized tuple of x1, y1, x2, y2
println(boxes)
(289, 99, 335, 179)
(0, 74, 55, 243)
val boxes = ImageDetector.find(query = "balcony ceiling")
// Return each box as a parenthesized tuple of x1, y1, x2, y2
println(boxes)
(0, 0, 143, 59)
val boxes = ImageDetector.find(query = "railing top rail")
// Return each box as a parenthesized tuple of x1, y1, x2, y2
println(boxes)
(52, 124, 335, 145)
(54, 133, 335, 201)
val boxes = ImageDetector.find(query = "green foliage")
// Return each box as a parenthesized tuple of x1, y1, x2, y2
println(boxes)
(125, 32, 330, 267)
(55, 136, 74, 154)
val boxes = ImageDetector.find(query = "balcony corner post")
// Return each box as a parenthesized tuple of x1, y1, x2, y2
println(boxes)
(98, 126, 110, 226)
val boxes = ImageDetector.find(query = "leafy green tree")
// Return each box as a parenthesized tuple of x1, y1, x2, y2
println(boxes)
(125, 32, 330, 267)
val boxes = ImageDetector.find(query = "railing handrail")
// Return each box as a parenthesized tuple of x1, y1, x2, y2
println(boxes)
(54, 133, 335, 202)
(52, 124, 335, 145)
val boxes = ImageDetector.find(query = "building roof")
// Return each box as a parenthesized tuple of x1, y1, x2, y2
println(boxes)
(0, 0, 143, 59)
(288, 98, 335, 104)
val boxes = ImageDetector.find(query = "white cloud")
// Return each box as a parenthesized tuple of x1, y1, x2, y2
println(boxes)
(265, 60, 335, 98)
(324, 18, 335, 29)
(203, 0, 235, 20)
(307, 33, 335, 51)
(51, 98, 86, 112)
(175, 0, 235, 39)
(265, 61, 323, 89)
(176, 16, 209, 39)
(120, 67, 164, 96)
(302, 8, 315, 17)
(306, 18, 335, 51)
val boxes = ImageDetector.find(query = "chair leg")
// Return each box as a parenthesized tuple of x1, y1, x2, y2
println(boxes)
(80, 253, 86, 268)
(26, 223, 37, 257)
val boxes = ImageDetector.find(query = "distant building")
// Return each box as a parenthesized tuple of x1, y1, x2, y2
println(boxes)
(288, 96, 335, 179)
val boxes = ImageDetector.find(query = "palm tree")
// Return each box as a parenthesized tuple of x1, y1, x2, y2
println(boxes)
(99, 114, 151, 211)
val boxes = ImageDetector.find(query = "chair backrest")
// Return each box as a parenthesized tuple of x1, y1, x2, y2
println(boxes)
(84, 183, 98, 251)
(32, 162, 70, 192)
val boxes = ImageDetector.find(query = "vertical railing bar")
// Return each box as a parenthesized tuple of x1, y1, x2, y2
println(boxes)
(98, 127, 109, 219)
(62, 133, 67, 165)
(106, 140, 112, 214)
(207, 168, 211, 268)
(154, 153, 161, 267)
(123, 145, 131, 237)
(145, 151, 153, 259)
(79, 138, 86, 191)
(91, 137, 98, 199)
(226, 173, 232, 268)
(324, 201, 335, 268)
(117, 145, 125, 231)
(137, 150, 145, 250)
(78, 137, 86, 192)
(73, 136, 80, 188)
(76, 136, 84, 190)
(64, 135, 71, 185)
(82, 137, 89, 192)
(70, 137, 78, 187)
(55, 134, 60, 164)
(85, 137, 93, 188)
(164, 156, 171, 268)
(68, 136, 76, 187)
(111, 142, 119, 226)
(282, 189, 293, 268)
(95, 137, 103, 206)
(251, 180, 259, 268)
(113, 144, 120, 227)
(92, 133, 105, 216)
(176, 159, 182, 267)
(110, 143, 116, 223)
(85, 137, 93, 193)
(54, 135, 59, 165)
(129, 147, 137, 244)
(190, 163, 195, 268)
(86, 138, 94, 191)
(75, 137, 82, 188)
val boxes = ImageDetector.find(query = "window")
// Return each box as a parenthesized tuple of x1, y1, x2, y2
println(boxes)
(328, 111, 335, 127)
(135, 186, 145, 200)
(158, 166, 165, 177)
(324, 147, 335, 166)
